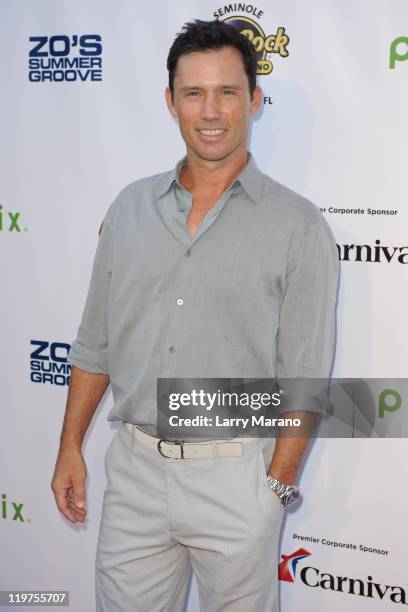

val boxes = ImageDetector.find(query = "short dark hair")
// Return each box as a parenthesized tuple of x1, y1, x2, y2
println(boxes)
(167, 19, 257, 100)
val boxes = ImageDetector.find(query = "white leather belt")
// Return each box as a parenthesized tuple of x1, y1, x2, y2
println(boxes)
(124, 422, 256, 459)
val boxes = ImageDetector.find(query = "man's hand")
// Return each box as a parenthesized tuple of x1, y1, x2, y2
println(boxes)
(51, 365, 110, 524)
(51, 447, 88, 524)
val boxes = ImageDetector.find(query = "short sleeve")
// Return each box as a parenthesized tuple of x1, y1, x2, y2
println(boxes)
(276, 211, 339, 414)
(67, 207, 115, 375)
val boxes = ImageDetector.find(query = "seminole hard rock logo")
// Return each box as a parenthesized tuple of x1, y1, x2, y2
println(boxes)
(213, 4, 290, 74)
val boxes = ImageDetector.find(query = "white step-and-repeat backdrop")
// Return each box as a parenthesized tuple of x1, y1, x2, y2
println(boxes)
(1, 0, 407, 610)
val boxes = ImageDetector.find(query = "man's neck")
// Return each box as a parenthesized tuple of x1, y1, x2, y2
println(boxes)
(179, 148, 249, 197)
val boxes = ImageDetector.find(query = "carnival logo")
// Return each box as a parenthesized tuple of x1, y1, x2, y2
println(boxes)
(280, 549, 408, 605)
(337, 240, 408, 264)
(213, 4, 289, 74)
(278, 548, 311, 582)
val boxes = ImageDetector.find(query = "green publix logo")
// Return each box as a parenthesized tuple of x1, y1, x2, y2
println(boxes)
(1, 493, 28, 522)
(389, 37, 408, 69)
(0, 204, 26, 232)
(379, 388, 402, 418)
(337, 240, 408, 263)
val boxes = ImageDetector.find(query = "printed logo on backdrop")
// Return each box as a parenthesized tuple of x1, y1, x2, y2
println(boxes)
(0, 204, 26, 232)
(278, 548, 311, 582)
(389, 36, 408, 69)
(336, 240, 408, 264)
(319, 208, 405, 266)
(212, 4, 289, 106)
(28, 35, 102, 82)
(30, 341, 71, 386)
(379, 388, 402, 418)
(1, 493, 29, 523)
(321, 205, 399, 218)
(279, 548, 407, 605)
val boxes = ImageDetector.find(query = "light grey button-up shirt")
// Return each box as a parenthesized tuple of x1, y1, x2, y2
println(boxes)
(67, 152, 339, 437)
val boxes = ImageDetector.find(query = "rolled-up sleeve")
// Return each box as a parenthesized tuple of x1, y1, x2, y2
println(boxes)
(67, 205, 115, 375)
(276, 210, 339, 414)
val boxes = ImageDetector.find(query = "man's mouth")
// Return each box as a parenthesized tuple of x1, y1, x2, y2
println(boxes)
(198, 129, 226, 135)
(196, 128, 227, 141)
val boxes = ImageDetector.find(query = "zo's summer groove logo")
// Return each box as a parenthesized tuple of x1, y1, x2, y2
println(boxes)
(213, 4, 290, 74)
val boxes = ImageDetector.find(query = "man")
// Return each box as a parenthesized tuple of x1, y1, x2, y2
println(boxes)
(51, 19, 339, 612)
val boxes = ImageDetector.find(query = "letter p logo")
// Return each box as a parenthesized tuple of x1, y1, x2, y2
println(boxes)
(389, 37, 408, 69)
(379, 389, 402, 418)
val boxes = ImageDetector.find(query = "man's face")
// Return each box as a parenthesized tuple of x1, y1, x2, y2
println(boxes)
(165, 46, 261, 163)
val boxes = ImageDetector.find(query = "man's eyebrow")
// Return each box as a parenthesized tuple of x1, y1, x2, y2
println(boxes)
(179, 84, 243, 91)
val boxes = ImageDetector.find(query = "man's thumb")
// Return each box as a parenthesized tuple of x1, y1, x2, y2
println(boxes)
(73, 482, 86, 508)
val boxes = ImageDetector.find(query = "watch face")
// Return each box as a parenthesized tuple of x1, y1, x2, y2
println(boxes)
(283, 488, 300, 507)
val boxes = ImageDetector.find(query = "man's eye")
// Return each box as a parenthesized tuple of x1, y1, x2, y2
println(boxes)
(223, 89, 235, 95)
(187, 91, 200, 96)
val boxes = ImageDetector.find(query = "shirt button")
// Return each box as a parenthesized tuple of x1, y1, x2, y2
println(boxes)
(176, 298, 184, 306)
(185, 249, 191, 257)
(169, 346, 175, 353)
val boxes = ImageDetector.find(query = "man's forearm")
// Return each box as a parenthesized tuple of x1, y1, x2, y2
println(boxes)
(59, 365, 110, 451)
(267, 411, 318, 485)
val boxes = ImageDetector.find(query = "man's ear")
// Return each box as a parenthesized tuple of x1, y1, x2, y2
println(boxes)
(165, 86, 178, 119)
(250, 85, 262, 117)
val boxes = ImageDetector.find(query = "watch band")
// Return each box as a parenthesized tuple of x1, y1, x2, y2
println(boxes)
(266, 474, 301, 507)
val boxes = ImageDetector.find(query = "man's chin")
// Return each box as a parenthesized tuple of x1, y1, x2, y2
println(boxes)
(191, 146, 237, 163)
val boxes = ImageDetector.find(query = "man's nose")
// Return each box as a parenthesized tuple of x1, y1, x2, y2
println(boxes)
(201, 93, 221, 121)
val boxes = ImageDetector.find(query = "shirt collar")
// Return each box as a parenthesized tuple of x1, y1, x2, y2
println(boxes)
(156, 151, 263, 204)
(234, 152, 264, 204)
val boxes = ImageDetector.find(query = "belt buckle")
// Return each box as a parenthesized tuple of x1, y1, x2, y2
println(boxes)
(157, 438, 185, 459)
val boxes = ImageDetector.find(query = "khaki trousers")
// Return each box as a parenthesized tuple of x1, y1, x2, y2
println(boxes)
(95, 422, 284, 612)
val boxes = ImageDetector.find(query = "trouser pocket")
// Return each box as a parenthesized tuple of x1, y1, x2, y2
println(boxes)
(256, 444, 284, 518)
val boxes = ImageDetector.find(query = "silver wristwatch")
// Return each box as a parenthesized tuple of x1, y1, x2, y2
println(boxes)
(266, 474, 301, 507)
